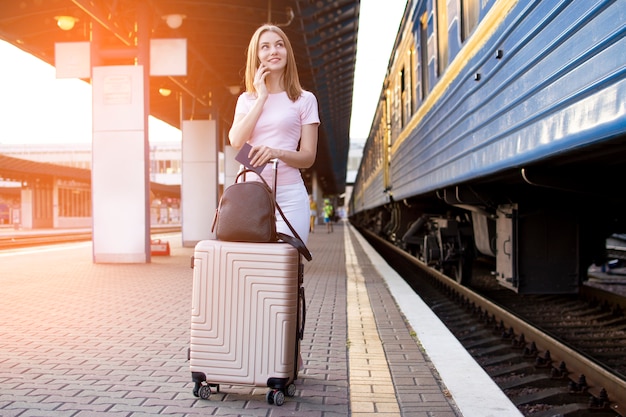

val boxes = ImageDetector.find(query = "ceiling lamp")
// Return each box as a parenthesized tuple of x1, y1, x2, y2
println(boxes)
(158, 88, 172, 97)
(55, 15, 79, 31)
(163, 14, 186, 29)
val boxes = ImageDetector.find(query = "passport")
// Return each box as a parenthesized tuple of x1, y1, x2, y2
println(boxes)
(235, 143, 265, 176)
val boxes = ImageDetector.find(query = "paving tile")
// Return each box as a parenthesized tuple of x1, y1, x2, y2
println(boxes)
(0, 223, 461, 416)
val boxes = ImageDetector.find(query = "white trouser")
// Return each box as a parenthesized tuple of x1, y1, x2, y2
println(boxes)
(275, 181, 310, 245)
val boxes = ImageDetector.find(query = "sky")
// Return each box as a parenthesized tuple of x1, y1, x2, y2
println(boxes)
(350, 0, 407, 142)
(0, 0, 407, 146)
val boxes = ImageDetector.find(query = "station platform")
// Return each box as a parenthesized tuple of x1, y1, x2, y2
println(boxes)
(0, 222, 521, 417)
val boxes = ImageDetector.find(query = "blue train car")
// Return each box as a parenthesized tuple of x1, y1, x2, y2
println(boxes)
(350, 0, 626, 294)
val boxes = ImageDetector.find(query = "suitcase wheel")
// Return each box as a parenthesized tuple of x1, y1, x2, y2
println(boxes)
(198, 384, 212, 400)
(286, 383, 296, 397)
(266, 389, 285, 406)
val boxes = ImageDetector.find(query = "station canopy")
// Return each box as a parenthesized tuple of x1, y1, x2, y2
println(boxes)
(0, 0, 360, 195)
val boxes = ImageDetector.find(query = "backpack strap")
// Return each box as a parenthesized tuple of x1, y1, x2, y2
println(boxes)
(277, 232, 312, 261)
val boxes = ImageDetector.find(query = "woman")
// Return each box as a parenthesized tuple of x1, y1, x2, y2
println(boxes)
(229, 24, 319, 245)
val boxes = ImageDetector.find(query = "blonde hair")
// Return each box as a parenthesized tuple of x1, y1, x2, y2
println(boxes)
(244, 24, 303, 101)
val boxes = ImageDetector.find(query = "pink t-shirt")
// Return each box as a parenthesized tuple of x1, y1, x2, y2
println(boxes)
(234, 90, 320, 185)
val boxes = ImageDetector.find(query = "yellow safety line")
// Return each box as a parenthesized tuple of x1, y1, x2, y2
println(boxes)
(345, 227, 402, 416)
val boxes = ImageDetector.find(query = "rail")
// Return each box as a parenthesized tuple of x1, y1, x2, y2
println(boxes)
(0, 226, 181, 250)
(359, 227, 626, 416)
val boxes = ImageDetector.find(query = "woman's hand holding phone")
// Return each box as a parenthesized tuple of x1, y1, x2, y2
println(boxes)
(254, 64, 269, 97)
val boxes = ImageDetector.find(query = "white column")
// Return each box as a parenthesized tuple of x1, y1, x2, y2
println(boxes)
(311, 172, 323, 225)
(91, 65, 149, 263)
(181, 120, 218, 247)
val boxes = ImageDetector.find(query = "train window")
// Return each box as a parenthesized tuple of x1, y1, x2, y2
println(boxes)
(436, 0, 449, 75)
(401, 47, 414, 124)
(391, 79, 401, 139)
(420, 12, 429, 98)
(460, 0, 480, 41)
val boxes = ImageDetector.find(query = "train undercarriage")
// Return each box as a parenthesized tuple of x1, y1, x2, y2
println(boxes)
(351, 164, 626, 294)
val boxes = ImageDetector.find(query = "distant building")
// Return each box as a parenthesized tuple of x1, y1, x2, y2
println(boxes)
(0, 142, 183, 186)
(0, 142, 183, 228)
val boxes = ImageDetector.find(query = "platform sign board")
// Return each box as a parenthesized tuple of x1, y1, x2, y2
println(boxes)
(55, 41, 91, 79)
(150, 38, 187, 76)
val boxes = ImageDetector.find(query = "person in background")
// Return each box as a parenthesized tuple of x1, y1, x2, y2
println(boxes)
(323, 199, 334, 233)
(309, 195, 317, 233)
(228, 24, 320, 245)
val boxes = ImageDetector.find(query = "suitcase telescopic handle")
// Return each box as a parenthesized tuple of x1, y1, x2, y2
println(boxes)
(270, 158, 278, 198)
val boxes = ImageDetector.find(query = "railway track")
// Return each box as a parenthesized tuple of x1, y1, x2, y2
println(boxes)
(0, 226, 181, 250)
(359, 228, 626, 417)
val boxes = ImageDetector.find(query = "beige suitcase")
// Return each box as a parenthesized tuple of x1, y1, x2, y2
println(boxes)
(190, 239, 304, 406)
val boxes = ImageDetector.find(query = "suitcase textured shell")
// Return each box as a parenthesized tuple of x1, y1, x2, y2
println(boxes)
(190, 240, 300, 387)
